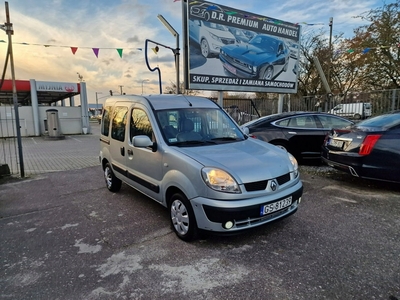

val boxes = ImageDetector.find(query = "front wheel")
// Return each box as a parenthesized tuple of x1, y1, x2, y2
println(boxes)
(169, 193, 198, 242)
(271, 141, 290, 153)
(261, 65, 274, 80)
(104, 162, 122, 192)
(200, 39, 210, 58)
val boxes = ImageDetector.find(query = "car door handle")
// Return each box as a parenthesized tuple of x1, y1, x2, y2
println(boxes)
(120, 147, 125, 156)
(288, 131, 297, 135)
(127, 149, 133, 156)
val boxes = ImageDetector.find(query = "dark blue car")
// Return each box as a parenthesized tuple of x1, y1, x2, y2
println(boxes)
(219, 34, 289, 80)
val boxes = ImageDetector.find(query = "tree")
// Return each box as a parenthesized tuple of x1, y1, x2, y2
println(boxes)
(349, 0, 400, 89)
(163, 81, 200, 95)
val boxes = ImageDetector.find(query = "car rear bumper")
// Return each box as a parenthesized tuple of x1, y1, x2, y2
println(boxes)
(190, 180, 303, 233)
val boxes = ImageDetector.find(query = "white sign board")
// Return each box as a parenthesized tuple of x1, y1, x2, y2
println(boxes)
(186, 0, 300, 93)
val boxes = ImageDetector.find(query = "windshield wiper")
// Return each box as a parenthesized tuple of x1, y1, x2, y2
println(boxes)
(211, 137, 240, 141)
(173, 140, 216, 146)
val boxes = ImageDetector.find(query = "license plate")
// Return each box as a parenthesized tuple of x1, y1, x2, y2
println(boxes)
(223, 62, 236, 75)
(329, 139, 344, 148)
(260, 196, 292, 216)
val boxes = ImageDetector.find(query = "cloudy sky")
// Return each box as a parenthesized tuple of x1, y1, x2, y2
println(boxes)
(0, 0, 394, 105)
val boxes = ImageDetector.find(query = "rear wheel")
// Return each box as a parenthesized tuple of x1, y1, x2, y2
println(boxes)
(104, 162, 122, 192)
(169, 193, 198, 242)
(354, 113, 361, 120)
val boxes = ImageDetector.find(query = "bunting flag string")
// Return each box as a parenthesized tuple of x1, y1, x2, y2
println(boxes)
(0, 40, 143, 58)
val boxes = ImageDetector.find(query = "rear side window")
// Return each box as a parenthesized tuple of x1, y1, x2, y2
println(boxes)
(101, 105, 112, 136)
(111, 106, 128, 142)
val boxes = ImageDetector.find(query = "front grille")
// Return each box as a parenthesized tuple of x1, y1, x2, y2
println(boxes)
(221, 53, 249, 73)
(243, 173, 291, 192)
(277, 173, 291, 185)
(244, 180, 268, 192)
(221, 38, 235, 45)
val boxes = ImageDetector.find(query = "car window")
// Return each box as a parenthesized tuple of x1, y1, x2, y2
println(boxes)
(101, 105, 112, 136)
(276, 116, 317, 128)
(130, 108, 154, 141)
(317, 115, 352, 129)
(111, 106, 128, 142)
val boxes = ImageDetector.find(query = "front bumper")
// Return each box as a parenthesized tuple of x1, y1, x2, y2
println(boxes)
(190, 180, 303, 233)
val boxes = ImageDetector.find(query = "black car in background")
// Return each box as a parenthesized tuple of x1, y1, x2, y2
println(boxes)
(321, 112, 400, 183)
(241, 112, 354, 163)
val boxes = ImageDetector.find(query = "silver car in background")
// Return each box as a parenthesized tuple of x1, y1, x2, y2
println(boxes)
(99, 94, 303, 241)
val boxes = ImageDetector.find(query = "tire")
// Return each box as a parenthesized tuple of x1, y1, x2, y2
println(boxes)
(261, 66, 274, 80)
(104, 162, 122, 192)
(169, 193, 198, 242)
(354, 113, 361, 120)
(200, 39, 210, 58)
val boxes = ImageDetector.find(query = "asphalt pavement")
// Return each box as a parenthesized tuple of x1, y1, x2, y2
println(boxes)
(1, 123, 399, 299)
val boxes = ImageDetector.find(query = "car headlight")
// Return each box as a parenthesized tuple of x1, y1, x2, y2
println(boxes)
(202, 167, 241, 193)
(287, 153, 299, 177)
(209, 32, 222, 42)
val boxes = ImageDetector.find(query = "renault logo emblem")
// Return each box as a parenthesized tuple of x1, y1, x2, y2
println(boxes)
(270, 180, 277, 191)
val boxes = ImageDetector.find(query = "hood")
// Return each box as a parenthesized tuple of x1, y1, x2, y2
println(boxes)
(223, 44, 274, 63)
(176, 139, 292, 184)
(205, 27, 234, 39)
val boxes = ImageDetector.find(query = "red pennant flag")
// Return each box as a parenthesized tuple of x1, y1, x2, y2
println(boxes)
(71, 47, 78, 55)
(92, 48, 99, 58)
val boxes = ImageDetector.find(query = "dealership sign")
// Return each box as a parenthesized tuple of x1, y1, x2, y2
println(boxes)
(185, 0, 300, 93)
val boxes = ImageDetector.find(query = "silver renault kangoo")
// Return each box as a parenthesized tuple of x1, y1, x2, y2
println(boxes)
(99, 94, 303, 241)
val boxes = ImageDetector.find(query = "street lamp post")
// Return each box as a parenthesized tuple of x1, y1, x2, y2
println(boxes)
(157, 14, 180, 94)
(142, 79, 149, 95)
(95, 92, 102, 116)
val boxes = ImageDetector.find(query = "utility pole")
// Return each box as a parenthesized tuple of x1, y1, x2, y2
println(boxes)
(327, 17, 333, 111)
(95, 92, 102, 116)
(0, 2, 24, 177)
(119, 85, 123, 95)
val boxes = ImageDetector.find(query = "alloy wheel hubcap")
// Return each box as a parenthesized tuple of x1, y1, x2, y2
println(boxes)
(171, 200, 189, 235)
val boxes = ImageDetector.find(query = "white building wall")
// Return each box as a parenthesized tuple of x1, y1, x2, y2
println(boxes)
(0, 105, 83, 137)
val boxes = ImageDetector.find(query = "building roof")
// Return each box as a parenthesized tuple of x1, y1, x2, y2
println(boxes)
(0, 79, 81, 105)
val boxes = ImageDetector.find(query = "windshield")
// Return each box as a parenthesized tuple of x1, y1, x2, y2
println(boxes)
(203, 21, 228, 31)
(249, 35, 278, 52)
(156, 108, 245, 146)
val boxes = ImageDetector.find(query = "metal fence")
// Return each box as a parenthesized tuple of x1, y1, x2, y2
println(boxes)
(221, 89, 400, 124)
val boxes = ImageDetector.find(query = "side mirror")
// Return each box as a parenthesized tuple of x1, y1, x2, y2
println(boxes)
(241, 127, 250, 135)
(132, 135, 156, 152)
